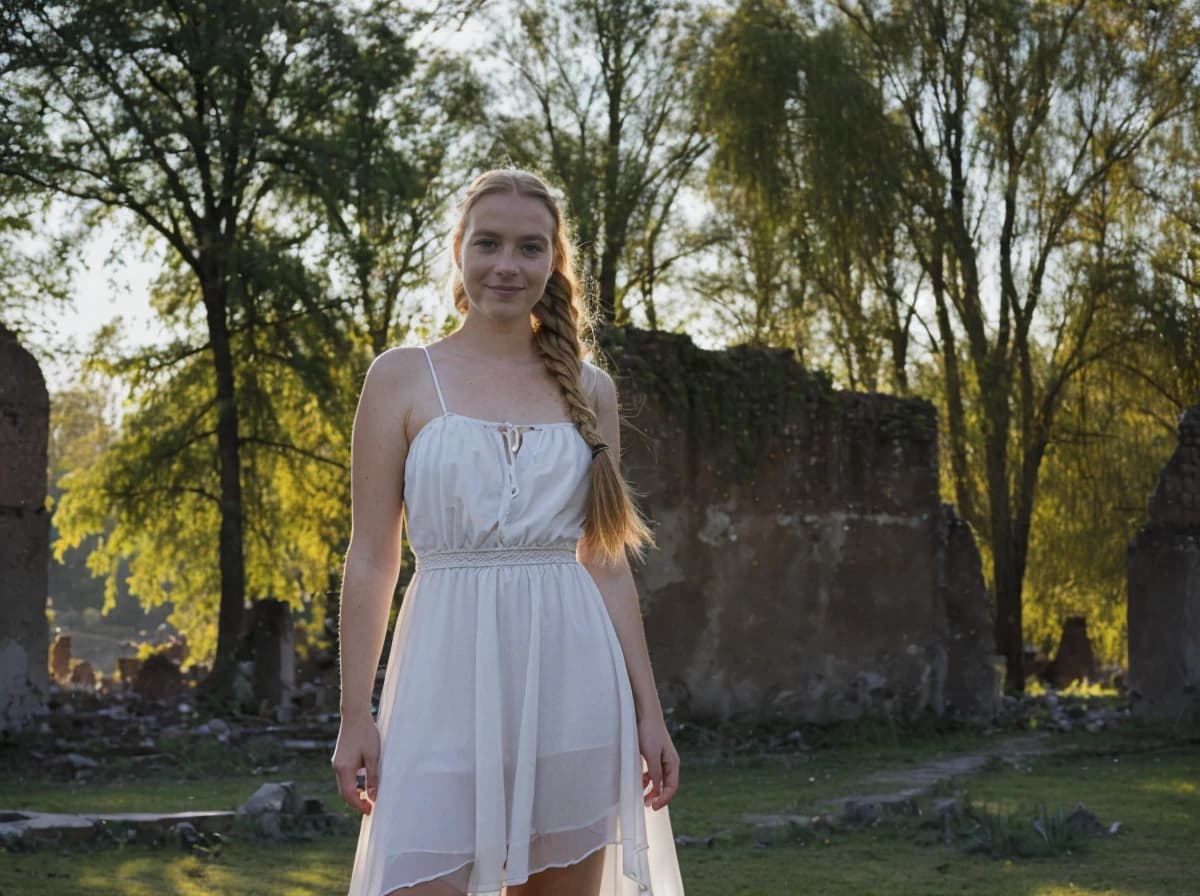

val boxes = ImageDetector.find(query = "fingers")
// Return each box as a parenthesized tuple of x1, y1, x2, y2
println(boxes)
(654, 751, 679, 810)
(333, 757, 369, 814)
(363, 746, 380, 805)
(643, 751, 663, 808)
(332, 745, 379, 815)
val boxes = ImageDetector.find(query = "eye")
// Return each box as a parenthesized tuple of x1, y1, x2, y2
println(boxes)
(474, 238, 497, 249)
(522, 242, 546, 255)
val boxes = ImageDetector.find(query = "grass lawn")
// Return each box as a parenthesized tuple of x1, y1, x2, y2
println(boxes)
(1, 723, 1196, 895)
(672, 746, 1199, 896)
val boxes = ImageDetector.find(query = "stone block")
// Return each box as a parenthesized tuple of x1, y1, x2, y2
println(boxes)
(1127, 405, 1200, 722)
(0, 324, 50, 733)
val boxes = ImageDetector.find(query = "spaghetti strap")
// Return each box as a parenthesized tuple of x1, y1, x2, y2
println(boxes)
(421, 345, 449, 416)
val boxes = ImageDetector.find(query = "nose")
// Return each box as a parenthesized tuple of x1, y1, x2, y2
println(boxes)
(494, 247, 520, 276)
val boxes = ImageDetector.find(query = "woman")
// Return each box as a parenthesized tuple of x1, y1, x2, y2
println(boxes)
(332, 168, 684, 896)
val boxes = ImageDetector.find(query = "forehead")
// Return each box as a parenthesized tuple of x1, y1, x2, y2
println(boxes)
(465, 191, 555, 238)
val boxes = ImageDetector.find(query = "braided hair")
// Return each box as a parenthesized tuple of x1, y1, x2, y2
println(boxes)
(448, 169, 655, 564)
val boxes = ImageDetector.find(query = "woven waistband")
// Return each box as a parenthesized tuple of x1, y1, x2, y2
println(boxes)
(414, 546, 579, 571)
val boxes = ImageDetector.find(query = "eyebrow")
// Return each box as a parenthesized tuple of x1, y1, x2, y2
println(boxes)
(473, 230, 550, 244)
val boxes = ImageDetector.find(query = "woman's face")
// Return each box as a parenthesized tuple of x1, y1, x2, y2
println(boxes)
(458, 191, 557, 320)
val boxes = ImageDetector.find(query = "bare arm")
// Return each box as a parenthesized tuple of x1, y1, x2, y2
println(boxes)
(332, 348, 412, 813)
(578, 365, 678, 809)
(339, 349, 411, 715)
(581, 544, 665, 724)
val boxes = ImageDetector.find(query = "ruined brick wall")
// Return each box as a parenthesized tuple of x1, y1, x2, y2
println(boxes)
(598, 327, 995, 723)
(1127, 404, 1200, 722)
(0, 324, 50, 732)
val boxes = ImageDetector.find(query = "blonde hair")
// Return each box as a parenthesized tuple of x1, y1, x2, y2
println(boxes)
(449, 168, 655, 564)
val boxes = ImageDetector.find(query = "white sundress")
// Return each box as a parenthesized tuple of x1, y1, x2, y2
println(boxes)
(346, 345, 685, 896)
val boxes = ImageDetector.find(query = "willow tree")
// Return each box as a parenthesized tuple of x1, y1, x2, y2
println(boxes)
(698, 0, 918, 392)
(1023, 82, 1200, 666)
(1130, 77, 1200, 417)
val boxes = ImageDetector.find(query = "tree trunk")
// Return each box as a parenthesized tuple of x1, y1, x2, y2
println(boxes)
(600, 39, 624, 326)
(982, 384, 1023, 694)
(201, 273, 247, 704)
(930, 237, 974, 527)
(598, 244, 620, 325)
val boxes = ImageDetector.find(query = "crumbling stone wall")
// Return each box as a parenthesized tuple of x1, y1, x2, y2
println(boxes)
(0, 324, 50, 733)
(598, 326, 995, 723)
(1127, 404, 1200, 722)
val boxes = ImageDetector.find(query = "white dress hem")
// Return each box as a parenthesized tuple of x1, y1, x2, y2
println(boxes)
(377, 836, 654, 896)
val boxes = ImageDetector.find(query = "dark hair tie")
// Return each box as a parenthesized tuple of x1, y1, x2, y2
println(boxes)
(590, 442, 609, 459)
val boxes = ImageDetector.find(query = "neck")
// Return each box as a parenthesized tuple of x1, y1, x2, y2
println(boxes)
(450, 313, 540, 361)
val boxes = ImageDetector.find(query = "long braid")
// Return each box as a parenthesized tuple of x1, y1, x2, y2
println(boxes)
(532, 271, 654, 564)
(449, 168, 655, 564)
(531, 272, 596, 436)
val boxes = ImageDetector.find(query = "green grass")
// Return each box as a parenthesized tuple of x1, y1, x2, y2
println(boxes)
(1, 723, 1197, 895)
(0, 734, 342, 816)
(0, 839, 356, 896)
(668, 742, 1199, 896)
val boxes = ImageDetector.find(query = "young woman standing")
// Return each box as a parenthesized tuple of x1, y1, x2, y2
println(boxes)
(333, 169, 684, 896)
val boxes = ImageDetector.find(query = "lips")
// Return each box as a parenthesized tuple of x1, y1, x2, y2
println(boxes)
(488, 285, 522, 295)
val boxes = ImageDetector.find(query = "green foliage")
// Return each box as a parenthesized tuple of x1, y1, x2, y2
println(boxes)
(0, 189, 78, 351)
(700, 0, 806, 207)
(696, 1, 913, 390)
(290, 0, 485, 355)
(53, 325, 350, 663)
(1023, 358, 1178, 665)
(959, 799, 1092, 859)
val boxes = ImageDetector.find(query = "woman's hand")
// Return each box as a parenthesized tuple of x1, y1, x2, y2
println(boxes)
(332, 712, 381, 815)
(637, 714, 680, 811)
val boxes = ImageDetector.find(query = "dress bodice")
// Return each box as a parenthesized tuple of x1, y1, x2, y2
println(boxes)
(402, 348, 592, 557)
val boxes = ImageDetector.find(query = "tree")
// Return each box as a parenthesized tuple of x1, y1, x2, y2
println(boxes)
(833, 0, 1198, 690)
(53, 301, 350, 668)
(698, 0, 920, 392)
(0, 0, 408, 700)
(291, 3, 485, 358)
(494, 0, 712, 324)
(1127, 79, 1200, 417)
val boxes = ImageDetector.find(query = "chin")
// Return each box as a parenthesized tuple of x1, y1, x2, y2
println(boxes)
(473, 301, 536, 319)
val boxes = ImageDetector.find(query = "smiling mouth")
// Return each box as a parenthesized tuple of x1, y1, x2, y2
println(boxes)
(488, 285, 522, 293)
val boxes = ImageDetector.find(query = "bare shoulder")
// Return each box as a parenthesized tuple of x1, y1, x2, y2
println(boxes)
(582, 359, 617, 409)
(366, 345, 427, 384)
(358, 346, 429, 431)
